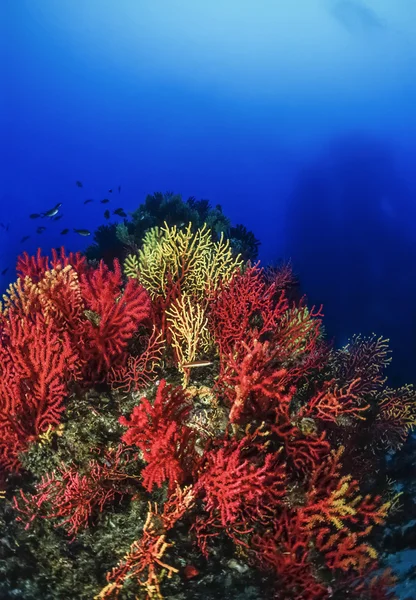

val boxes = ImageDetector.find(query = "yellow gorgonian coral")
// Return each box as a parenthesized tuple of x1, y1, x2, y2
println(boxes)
(377, 385, 416, 450)
(166, 294, 212, 387)
(123, 253, 140, 280)
(278, 305, 321, 357)
(302, 447, 391, 572)
(306, 474, 362, 531)
(124, 222, 243, 300)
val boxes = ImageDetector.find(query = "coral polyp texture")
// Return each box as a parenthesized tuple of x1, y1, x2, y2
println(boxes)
(0, 223, 415, 600)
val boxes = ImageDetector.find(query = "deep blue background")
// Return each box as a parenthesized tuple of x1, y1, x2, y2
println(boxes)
(1, 0, 416, 386)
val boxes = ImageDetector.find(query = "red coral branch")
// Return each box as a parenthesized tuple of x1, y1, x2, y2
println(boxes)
(99, 501, 181, 599)
(215, 297, 327, 424)
(299, 378, 370, 423)
(196, 436, 285, 527)
(209, 264, 289, 356)
(16, 246, 88, 281)
(119, 380, 196, 492)
(252, 512, 331, 600)
(0, 250, 153, 471)
(109, 328, 164, 393)
(0, 313, 78, 470)
(79, 260, 152, 380)
(13, 446, 133, 537)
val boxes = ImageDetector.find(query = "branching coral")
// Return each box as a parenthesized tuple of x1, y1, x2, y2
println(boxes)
(129, 221, 242, 301)
(2, 238, 414, 600)
(119, 380, 197, 492)
(109, 327, 165, 393)
(97, 486, 195, 600)
(194, 434, 286, 534)
(124, 222, 241, 382)
(0, 248, 152, 471)
(165, 294, 212, 386)
(13, 446, 135, 538)
(376, 385, 416, 450)
(0, 313, 79, 471)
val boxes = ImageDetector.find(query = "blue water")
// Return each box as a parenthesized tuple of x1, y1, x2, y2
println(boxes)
(3, 2, 416, 371)
(1, 2, 416, 595)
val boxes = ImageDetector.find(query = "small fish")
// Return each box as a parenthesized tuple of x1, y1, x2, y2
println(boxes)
(84, 198, 94, 204)
(61, 228, 69, 235)
(53, 215, 63, 221)
(20, 235, 30, 243)
(41, 202, 62, 218)
(42, 206, 59, 218)
(181, 360, 213, 369)
(73, 228, 91, 236)
(108, 189, 113, 193)
(113, 208, 127, 217)
(104, 209, 110, 219)
(30, 213, 41, 219)
(118, 185, 121, 194)
(76, 180, 83, 187)
(36, 226, 46, 233)
(101, 198, 110, 204)
(1, 268, 9, 276)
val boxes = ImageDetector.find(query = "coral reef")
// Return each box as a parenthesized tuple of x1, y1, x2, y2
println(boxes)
(1, 221, 415, 600)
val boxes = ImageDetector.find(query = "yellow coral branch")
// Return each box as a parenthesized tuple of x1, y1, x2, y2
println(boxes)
(166, 295, 210, 387)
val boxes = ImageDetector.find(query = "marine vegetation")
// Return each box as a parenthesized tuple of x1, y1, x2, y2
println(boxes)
(1, 221, 415, 599)
(86, 191, 260, 267)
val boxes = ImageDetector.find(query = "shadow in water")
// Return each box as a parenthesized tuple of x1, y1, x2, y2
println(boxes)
(285, 132, 416, 386)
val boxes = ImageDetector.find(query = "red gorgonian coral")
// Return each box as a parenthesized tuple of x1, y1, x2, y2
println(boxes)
(0, 248, 152, 471)
(13, 446, 135, 537)
(119, 380, 197, 492)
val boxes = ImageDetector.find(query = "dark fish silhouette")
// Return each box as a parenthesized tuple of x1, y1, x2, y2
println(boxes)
(73, 228, 91, 236)
(76, 181, 83, 187)
(38, 203, 62, 218)
(20, 235, 30, 243)
(118, 186, 121, 194)
(61, 228, 69, 235)
(53, 215, 63, 221)
(101, 199, 110, 204)
(104, 209, 110, 219)
(114, 208, 127, 217)
(108, 189, 113, 193)
(30, 213, 41, 219)
(37, 226, 46, 233)
(42, 206, 59, 218)
(84, 198, 94, 204)
(1, 268, 9, 275)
